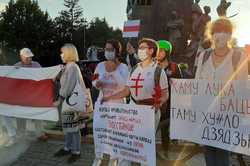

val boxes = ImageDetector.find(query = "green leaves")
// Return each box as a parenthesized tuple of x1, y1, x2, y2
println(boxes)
(0, 0, 55, 57)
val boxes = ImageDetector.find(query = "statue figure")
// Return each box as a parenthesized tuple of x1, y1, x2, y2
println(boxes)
(166, 11, 184, 55)
(127, 0, 137, 17)
(197, 6, 211, 40)
(191, 0, 203, 41)
(203, 6, 211, 22)
(217, 0, 231, 17)
(192, 0, 203, 15)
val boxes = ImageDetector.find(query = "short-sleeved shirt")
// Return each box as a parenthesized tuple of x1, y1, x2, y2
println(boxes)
(127, 62, 168, 101)
(93, 62, 129, 103)
(14, 61, 41, 68)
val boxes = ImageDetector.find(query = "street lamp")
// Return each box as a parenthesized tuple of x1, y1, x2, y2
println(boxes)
(83, 19, 87, 54)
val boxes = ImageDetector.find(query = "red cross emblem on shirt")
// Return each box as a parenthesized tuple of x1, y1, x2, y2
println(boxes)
(130, 73, 144, 96)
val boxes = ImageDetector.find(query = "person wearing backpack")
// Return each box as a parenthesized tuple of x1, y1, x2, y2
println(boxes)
(195, 18, 248, 166)
(102, 38, 169, 166)
(156, 40, 180, 157)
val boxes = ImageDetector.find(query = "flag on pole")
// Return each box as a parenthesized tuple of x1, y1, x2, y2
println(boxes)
(0, 65, 62, 121)
(123, 20, 140, 38)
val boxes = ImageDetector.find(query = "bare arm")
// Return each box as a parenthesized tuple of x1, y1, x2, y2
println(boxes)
(161, 88, 169, 105)
(102, 86, 130, 102)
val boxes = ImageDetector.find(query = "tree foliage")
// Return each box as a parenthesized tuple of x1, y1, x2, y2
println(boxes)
(0, 0, 123, 65)
(55, 0, 84, 41)
(0, 0, 55, 57)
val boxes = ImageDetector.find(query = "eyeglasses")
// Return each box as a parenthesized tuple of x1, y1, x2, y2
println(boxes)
(138, 46, 150, 50)
(104, 48, 114, 51)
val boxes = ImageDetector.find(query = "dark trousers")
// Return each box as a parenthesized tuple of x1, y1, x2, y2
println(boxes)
(205, 146, 230, 166)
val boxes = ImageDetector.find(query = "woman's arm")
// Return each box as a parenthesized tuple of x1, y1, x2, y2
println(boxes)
(160, 88, 169, 105)
(102, 86, 130, 102)
(59, 64, 77, 98)
(92, 63, 103, 89)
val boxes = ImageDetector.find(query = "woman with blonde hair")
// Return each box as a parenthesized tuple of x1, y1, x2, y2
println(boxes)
(195, 18, 248, 166)
(54, 43, 87, 164)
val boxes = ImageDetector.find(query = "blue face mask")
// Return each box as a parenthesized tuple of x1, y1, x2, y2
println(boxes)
(104, 51, 115, 60)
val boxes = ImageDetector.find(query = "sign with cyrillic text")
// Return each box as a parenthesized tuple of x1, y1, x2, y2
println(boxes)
(93, 102, 155, 166)
(170, 79, 250, 155)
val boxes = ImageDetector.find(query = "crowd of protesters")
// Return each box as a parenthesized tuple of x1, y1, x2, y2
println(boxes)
(0, 16, 249, 166)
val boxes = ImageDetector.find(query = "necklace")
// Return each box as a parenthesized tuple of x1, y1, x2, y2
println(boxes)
(214, 49, 230, 58)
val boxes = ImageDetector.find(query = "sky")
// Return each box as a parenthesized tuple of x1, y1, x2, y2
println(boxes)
(0, 0, 249, 46)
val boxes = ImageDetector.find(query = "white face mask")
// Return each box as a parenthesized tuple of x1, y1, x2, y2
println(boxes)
(137, 49, 148, 61)
(212, 33, 231, 48)
(104, 51, 115, 61)
(60, 53, 64, 62)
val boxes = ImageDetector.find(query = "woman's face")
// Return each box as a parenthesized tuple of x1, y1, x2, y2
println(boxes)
(156, 49, 167, 62)
(137, 42, 153, 61)
(105, 43, 114, 52)
(211, 31, 232, 49)
(126, 42, 135, 55)
(20, 55, 32, 65)
(104, 43, 116, 61)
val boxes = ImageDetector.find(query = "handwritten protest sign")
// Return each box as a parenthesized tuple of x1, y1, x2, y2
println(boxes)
(170, 79, 250, 155)
(93, 102, 156, 166)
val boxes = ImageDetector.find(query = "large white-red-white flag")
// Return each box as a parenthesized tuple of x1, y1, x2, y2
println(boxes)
(0, 65, 62, 121)
(123, 20, 140, 38)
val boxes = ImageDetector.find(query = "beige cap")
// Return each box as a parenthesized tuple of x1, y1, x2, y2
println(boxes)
(20, 48, 34, 58)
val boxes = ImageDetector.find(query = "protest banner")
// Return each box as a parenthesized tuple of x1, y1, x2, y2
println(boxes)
(94, 102, 156, 166)
(170, 79, 250, 155)
(0, 65, 61, 121)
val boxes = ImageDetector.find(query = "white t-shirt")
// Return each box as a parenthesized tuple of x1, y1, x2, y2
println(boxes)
(195, 49, 248, 80)
(127, 62, 168, 101)
(93, 62, 129, 103)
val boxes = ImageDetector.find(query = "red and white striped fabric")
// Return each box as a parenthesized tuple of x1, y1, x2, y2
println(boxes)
(123, 20, 140, 38)
(0, 65, 62, 121)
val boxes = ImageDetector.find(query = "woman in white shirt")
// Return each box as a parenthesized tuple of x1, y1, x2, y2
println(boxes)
(103, 38, 169, 166)
(195, 18, 248, 166)
(92, 39, 129, 166)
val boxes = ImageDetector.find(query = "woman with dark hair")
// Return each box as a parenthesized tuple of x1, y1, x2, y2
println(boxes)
(123, 41, 140, 71)
(92, 39, 129, 166)
(102, 38, 169, 166)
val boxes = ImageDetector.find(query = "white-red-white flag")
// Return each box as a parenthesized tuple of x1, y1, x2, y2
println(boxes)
(0, 65, 62, 121)
(123, 20, 140, 38)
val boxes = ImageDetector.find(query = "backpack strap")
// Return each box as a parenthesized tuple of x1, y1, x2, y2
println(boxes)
(130, 63, 138, 76)
(202, 48, 241, 71)
(130, 63, 162, 86)
(154, 65, 162, 86)
(202, 49, 213, 65)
